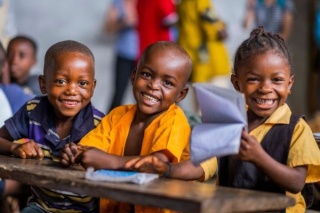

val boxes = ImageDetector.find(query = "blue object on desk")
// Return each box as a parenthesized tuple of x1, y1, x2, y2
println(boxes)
(85, 168, 159, 185)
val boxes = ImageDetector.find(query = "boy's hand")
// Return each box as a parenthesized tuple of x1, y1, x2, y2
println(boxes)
(60, 142, 80, 167)
(12, 140, 44, 159)
(238, 130, 264, 163)
(124, 155, 169, 176)
(78, 147, 108, 169)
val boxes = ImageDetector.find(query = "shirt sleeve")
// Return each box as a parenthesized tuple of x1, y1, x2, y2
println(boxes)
(4, 103, 30, 140)
(147, 108, 191, 163)
(79, 112, 113, 152)
(288, 118, 320, 183)
(200, 157, 218, 181)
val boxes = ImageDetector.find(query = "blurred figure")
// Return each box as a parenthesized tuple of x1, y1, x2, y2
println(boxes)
(105, 0, 138, 113)
(0, 0, 17, 84)
(0, 0, 17, 47)
(176, 0, 231, 84)
(7, 35, 42, 95)
(0, 40, 32, 213)
(243, 0, 295, 41)
(136, 0, 178, 58)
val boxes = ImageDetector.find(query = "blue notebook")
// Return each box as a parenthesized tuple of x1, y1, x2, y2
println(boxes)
(85, 168, 159, 185)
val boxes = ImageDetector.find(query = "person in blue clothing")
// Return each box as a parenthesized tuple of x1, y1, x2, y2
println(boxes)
(243, 0, 294, 41)
(0, 40, 105, 212)
(0, 41, 33, 125)
(0, 40, 33, 213)
(105, 0, 138, 113)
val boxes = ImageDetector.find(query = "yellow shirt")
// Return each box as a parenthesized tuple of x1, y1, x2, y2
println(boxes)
(80, 104, 191, 213)
(250, 104, 320, 213)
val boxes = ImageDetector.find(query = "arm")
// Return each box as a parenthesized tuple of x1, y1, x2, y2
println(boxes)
(124, 155, 205, 181)
(280, 10, 293, 41)
(243, 0, 255, 29)
(0, 126, 43, 159)
(239, 131, 307, 194)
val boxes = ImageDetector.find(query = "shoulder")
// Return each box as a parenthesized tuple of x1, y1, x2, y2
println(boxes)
(158, 104, 190, 126)
(91, 106, 105, 127)
(105, 104, 135, 122)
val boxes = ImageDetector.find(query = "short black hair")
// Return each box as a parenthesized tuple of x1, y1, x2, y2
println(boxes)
(233, 26, 292, 75)
(7, 35, 37, 56)
(44, 40, 94, 74)
(138, 41, 193, 83)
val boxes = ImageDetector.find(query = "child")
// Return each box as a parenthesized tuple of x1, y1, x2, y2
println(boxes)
(0, 40, 105, 212)
(60, 41, 192, 213)
(0, 41, 33, 125)
(125, 27, 320, 213)
(7, 35, 42, 95)
(0, 40, 33, 213)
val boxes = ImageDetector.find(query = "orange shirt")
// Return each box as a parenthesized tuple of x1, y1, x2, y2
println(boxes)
(79, 104, 191, 213)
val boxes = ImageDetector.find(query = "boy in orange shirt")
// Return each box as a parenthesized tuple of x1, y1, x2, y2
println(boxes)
(60, 41, 193, 212)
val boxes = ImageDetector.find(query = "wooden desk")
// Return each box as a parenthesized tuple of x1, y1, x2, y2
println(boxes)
(0, 155, 295, 213)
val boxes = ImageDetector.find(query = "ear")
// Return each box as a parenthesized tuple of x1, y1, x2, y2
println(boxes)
(231, 74, 241, 92)
(130, 67, 137, 85)
(38, 75, 47, 94)
(288, 75, 295, 91)
(91, 79, 97, 97)
(175, 85, 189, 103)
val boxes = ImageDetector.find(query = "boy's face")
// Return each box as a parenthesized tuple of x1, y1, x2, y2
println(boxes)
(7, 40, 36, 84)
(231, 51, 294, 118)
(131, 49, 189, 116)
(39, 52, 96, 119)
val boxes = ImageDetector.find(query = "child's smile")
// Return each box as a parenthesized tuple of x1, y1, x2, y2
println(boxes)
(141, 92, 160, 105)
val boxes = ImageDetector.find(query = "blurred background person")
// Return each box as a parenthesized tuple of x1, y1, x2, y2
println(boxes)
(243, 0, 295, 41)
(176, 0, 231, 85)
(104, 0, 138, 113)
(7, 35, 41, 96)
(136, 0, 178, 58)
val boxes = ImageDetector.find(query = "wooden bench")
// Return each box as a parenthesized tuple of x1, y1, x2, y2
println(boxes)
(0, 155, 295, 213)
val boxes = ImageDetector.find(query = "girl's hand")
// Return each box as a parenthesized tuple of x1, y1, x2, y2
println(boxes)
(238, 130, 265, 163)
(12, 140, 44, 159)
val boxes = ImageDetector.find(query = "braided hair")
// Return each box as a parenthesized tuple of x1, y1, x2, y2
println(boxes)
(233, 26, 292, 75)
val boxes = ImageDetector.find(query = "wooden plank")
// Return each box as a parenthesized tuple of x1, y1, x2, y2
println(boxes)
(0, 155, 295, 213)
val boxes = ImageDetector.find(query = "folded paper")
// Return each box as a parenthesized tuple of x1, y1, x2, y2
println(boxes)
(191, 83, 247, 165)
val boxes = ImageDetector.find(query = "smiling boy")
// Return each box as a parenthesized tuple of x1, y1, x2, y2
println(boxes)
(60, 41, 192, 213)
(0, 40, 104, 212)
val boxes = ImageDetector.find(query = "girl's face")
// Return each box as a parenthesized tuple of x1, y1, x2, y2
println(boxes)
(231, 51, 294, 118)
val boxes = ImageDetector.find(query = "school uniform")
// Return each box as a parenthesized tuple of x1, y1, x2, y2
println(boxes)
(79, 103, 191, 213)
(217, 104, 320, 213)
(5, 96, 105, 212)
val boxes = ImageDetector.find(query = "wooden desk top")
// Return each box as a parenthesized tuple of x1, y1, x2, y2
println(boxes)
(0, 155, 295, 213)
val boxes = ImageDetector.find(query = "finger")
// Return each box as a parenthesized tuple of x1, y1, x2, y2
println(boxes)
(70, 144, 78, 155)
(124, 157, 141, 169)
(17, 148, 27, 159)
(60, 158, 71, 167)
(33, 143, 44, 159)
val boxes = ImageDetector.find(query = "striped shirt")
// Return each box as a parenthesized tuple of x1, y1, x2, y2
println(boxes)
(5, 96, 104, 212)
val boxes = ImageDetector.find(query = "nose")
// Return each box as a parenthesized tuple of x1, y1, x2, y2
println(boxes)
(148, 79, 160, 90)
(259, 80, 273, 93)
(65, 83, 77, 95)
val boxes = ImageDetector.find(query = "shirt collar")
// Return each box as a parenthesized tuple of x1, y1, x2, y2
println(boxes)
(28, 96, 95, 142)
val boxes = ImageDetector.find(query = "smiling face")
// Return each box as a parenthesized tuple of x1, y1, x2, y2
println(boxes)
(39, 51, 96, 120)
(7, 39, 36, 85)
(131, 47, 190, 117)
(231, 51, 294, 119)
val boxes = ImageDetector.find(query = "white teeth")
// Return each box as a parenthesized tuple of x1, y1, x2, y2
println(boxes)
(143, 94, 159, 103)
(256, 99, 273, 104)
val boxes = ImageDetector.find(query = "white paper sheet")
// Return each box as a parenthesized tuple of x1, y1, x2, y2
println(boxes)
(190, 83, 247, 165)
